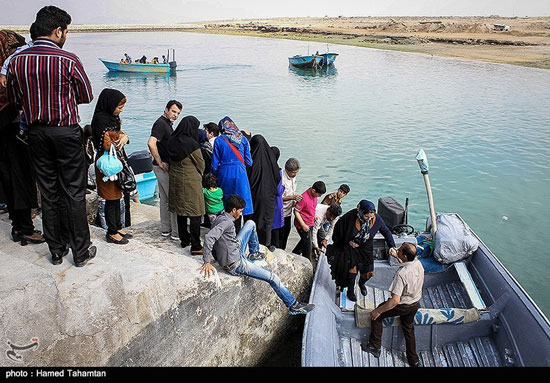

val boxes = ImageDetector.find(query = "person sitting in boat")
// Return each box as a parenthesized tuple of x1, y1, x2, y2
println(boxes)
(199, 194, 315, 315)
(326, 200, 396, 302)
(139, 55, 147, 64)
(361, 242, 424, 368)
(124, 53, 131, 63)
(151, 57, 159, 64)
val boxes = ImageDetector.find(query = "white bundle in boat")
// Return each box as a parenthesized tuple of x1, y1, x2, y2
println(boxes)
(429, 213, 480, 264)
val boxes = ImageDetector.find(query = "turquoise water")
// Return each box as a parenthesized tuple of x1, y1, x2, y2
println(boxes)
(61, 31, 549, 317)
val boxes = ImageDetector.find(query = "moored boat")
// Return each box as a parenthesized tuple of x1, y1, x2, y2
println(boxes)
(288, 55, 323, 68)
(318, 53, 339, 66)
(301, 151, 550, 367)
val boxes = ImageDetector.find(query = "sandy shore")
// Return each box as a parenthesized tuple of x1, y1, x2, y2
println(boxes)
(3, 16, 550, 69)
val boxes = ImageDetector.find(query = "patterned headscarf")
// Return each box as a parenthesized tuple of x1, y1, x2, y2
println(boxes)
(218, 116, 242, 145)
(0, 30, 26, 111)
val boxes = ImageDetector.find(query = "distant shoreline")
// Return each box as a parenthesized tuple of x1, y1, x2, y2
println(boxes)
(3, 16, 550, 69)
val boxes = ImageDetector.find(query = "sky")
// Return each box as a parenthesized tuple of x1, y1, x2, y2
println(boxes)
(0, 0, 548, 25)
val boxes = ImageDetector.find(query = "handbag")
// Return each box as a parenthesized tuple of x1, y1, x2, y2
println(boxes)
(116, 148, 137, 193)
(96, 144, 123, 182)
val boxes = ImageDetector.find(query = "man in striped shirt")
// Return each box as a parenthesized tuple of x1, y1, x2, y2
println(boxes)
(6, 6, 96, 267)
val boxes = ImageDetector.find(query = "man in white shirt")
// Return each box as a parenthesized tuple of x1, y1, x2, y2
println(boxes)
(361, 242, 424, 367)
(311, 203, 341, 257)
(280, 158, 302, 250)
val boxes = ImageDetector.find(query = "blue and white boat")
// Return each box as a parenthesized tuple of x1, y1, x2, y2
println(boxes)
(288, 54, 323, 68)
(318, 52, 339, 66)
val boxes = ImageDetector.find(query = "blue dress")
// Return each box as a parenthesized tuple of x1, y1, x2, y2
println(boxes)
(211, 135, 254, 215)
(272, 170, 285, 229)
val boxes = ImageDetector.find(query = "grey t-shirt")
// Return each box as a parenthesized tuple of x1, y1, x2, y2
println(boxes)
(202, 212, 241, 267)
(389, 258, 425, 305)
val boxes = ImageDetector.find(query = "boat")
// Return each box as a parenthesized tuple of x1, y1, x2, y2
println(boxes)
(100, 49, 177, 74)
(301, 150, 550, 367)
(288, 54, 323, 69)
(318, 52, 339, 66)
(127, 150, 157, 202)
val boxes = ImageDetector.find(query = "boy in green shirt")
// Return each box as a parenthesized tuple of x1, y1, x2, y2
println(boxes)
(203, 173, 224, 223)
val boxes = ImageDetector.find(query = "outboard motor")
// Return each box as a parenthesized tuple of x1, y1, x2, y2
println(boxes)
(377, 196, 414, 235)
(127, 150, 153, 175)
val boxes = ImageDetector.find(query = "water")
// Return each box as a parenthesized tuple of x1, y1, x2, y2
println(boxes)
(56, 31, 550, 318)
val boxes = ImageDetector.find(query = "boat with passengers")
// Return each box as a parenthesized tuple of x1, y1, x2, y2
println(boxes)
(100, 49, 177, 74)
(301, 150, 550, 367)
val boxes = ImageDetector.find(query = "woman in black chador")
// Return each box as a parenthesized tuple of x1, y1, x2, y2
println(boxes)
(327, 200, 396, 302)
(246, 134, 281, 249)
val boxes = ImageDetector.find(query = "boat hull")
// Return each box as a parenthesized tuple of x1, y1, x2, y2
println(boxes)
(99, 59, 171, 73)
(288, 55, 323, 68)
(319, 53, 339, 66)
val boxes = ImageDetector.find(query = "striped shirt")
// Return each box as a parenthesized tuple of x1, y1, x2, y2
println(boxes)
(6, 38, 93, 127)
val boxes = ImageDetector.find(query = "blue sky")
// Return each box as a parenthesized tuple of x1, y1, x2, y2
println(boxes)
(0, 0, 548, 25)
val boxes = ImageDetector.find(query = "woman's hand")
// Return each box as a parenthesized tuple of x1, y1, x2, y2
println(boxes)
(116, 134, 129, 150)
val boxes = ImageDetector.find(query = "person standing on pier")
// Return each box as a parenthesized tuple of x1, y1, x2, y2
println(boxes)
(147, 100, 183, 240)
(6, 6, 96, 267)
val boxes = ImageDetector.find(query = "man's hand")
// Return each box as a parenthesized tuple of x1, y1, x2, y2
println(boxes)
(349, 241, 359, 248)
(314, 247, 321, 256)
(0, 74, 6, 88)
(366, 271, 374, 279)
(370, 308, 381, 321)
(159, 161, 169, 172)
(321, 239, 328, 248)
(302, 224, 310, 232)
(389, 247, 398, 258)
(199, 262, 216, 277)
(294, 194, 303, 202)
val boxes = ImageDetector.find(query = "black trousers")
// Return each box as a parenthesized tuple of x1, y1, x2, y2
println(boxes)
(271, 227, 281, 249)
(28, 125, 90, 259)
(369, 301, 420, 366)
(280, 216, 292, 250)
(177, 215, 202, 251)
(292, 226, 312, 259)
(105, 199, 122, 235)
(8, 207, 34, 235)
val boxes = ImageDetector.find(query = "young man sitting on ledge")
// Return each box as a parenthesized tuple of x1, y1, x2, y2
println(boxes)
(199, 194, 315, 315)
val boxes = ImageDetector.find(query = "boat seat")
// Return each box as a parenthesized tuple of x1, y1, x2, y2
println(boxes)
(453, 261, 487, 311)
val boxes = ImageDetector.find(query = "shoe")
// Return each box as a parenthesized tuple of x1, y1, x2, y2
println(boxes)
(106, 233, 129, 245)
(170, 235, 179, 241)
(288, 301, 315, 315)
(346, 288, 357, 302)
(118, 230, 133, 239)
(248, 252, 266, 262)
(410, 360, 422, 368)
(359, 283, 367, 297)
(74, 246, 97, 267)
(191, 249, 204, 255)
(23, 231, 46, 244)
(268, 245, 276, 252)
(51, 248, 70, 265)
(360, 342, 380, 358)
(161, 231, 170, 237)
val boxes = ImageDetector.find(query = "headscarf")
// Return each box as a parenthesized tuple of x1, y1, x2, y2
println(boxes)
(247, 135, 282, 230)
(354, 200, 376, 244)
(218, 116, 242, 145)
(271, 146, 280, 163)
(168, 115, 201, 162)
(91, 88, 126, 149)
(0, 30, 26, 112)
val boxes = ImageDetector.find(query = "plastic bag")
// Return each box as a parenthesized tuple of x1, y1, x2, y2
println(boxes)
(96, 145, 123, 182)
(428, 214, 480, 264)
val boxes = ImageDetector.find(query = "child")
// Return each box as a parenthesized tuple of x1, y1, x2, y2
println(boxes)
(292, 181, 326, 259)
(322, 184, 350, 206)
(203, 173, 224, 224)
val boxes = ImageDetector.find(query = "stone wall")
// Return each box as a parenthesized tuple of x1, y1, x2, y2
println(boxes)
(0, 204, 313, 366)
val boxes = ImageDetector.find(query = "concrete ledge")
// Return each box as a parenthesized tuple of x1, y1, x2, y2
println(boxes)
(0, 210, 313, 366)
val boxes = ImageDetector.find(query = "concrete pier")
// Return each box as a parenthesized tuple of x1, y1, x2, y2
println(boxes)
(0, 202, 313, 366)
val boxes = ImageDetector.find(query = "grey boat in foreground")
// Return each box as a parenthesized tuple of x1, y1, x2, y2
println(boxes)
(301, 153, 550, 367)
